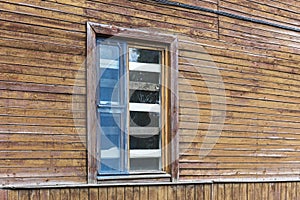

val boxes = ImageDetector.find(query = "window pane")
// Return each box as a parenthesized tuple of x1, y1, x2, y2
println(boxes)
(129, 71, 159, 84)
(99, 44, 121, 104)
(129, 48, 161, 64)
(100, 44, 120, 60)
(99, 111, 124, 173)
(130, 90, 159, 104)
(130, 111, 159, 127)
(130, 158, 160, 170)
(130, 135, 160, 149)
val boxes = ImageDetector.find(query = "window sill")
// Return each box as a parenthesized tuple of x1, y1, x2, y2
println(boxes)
(97, 172, 171, 183)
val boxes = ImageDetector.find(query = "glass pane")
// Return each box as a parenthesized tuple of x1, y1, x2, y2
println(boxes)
(130, 90, 159, 104)
(99, 44, 120, 104)
(100, 44, 120, 60)
(129, 71, 159, 84)
(130, 111, 159, 127)
(130, 135, 160, 149)
(99, 112, 122, 173)
(130, 158, 160, 170)
(129, 48, 161, 64)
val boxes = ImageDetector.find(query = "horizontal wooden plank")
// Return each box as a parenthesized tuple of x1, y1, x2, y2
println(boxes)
(180, 93, 300, 112)
(180, 135, 300, 147)
(0, 55, 85, 72)
(180, 148, 300, 157)
(0, 107, 85, 119)
(0, 176, 85, 186)
(0, 37, 84, 55)
(178, 35, 300, 69)
(179, 77, 300, 100)
(179, 42, 300, 73)
(179, 162, 300, 169)
(0, 159, 85, 167)
(179, 121, 300, 135)
(0, 63, 85, 80)
(0, 29, 85, 53)
(180, 84, 300, 105)
(89, 1, 217, 30)
(0, 45, 84, 64)
(179, 59, 300, 91)
(0, 82, 85, 95)
(0, 142, 85, 151)
(0, 151, 85, 159)
(0, 115, 85, 126)
(0, 125, 85, 135)
(0, 167, 86, 178)
(0, 2, 85, 31)
(0, 91, 84, 103)
(0, 72, 85, 87)
(0, 134, 86, 143)
(87, 9, 218, 39)
(219, 24, 300, 52)
(179, 169, 300, 176)
(0, 19, 85, 41)
(219, 0, 300, 28)
(219, 18, 300, 48)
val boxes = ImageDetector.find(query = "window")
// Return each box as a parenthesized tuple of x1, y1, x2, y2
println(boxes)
(87, 22, 178, 183)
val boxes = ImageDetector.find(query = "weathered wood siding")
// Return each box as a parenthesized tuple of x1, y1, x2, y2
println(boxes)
(1, 181, 300, 200)
(0, 0, 300, 186)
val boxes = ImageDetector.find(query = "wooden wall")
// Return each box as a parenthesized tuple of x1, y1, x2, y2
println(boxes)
(0, 0, 300, 186)
(1, 181, 300, 200)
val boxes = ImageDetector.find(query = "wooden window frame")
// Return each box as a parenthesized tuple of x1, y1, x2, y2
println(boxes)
(87, 22, 178, 184)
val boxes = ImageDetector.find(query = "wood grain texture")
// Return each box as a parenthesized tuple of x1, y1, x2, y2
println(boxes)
(1, 182, 298, 199)
(0, 0, 299, 188)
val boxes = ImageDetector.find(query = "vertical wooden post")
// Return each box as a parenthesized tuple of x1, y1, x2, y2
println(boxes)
(86, 22, 98, 184)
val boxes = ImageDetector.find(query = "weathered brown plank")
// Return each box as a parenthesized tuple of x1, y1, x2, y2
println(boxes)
(220, 0, 300, 27)
(195, 184, 204, 200)
(79, 188, 88, 200)
(107, 187, 117, 200)
(49, 189, 60, 200)
(70, 188, 80, 200)
(98, 187, 107, 200)
(124, 187, 133, 200)
(203, 184, 211, 200)
(133, 186, 139, 200)
(185, 185, 194, 200)
(224, 184, 232, 200)
(139, 186, 148, 200)
(239, 183, 247, 200)
(7, 190, 18, 200)
(60, 189, 70, 200)
(0, 190, 8, 200)
(89, 188, 98, 200)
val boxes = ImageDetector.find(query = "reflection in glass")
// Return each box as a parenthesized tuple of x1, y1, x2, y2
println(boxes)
(130, 111, 159, 127)
(99, 44, 121, 104)
(130, 135, 159, 149)
(129, 71, 159, 84)
(100, 44, 120, 60)
(99, 112, 124, 173)
(130, 158, 160, 170)
(130, 90, 159, 104)
(129, 48, 161, 64)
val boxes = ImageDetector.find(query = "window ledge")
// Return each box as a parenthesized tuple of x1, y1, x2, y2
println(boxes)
(97, 172, 171, 183)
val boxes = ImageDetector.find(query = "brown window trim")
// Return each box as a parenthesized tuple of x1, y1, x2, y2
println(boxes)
(86, 22, 178, 184)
